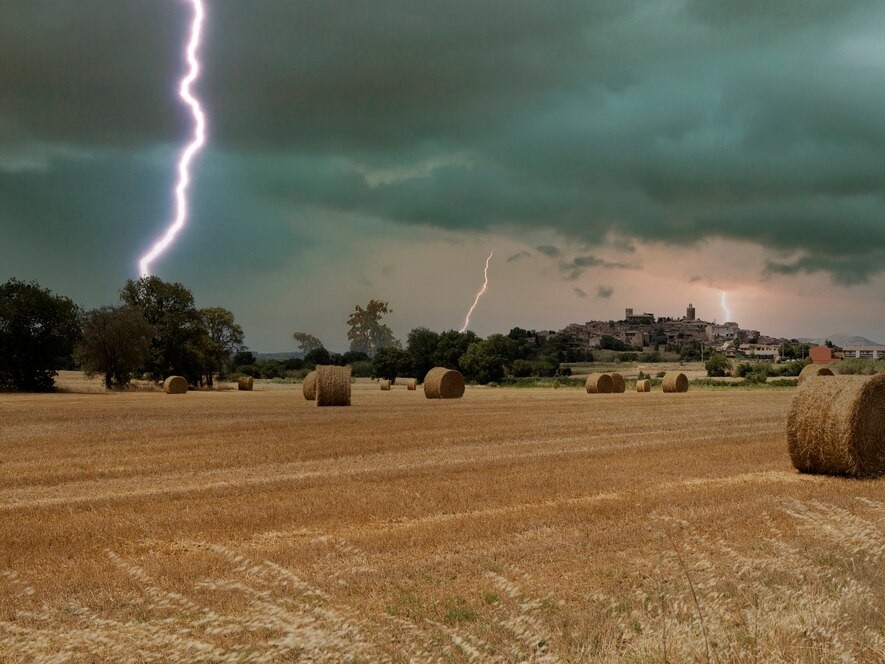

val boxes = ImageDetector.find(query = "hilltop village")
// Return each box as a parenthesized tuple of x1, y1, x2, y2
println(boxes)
(549, 304, 783, 360)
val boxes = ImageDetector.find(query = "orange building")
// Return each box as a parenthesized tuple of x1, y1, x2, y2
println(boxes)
(809, 346, 838, 364)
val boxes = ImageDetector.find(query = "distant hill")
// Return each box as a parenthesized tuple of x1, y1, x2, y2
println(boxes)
(797, 334, 883, 347)
(256, 352, 304, 361)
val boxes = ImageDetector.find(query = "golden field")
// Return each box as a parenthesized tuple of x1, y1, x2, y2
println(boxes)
(2, 376, 885, 662)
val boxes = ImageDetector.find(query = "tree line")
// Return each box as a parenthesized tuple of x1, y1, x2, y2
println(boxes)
(0, 277, 243, 391)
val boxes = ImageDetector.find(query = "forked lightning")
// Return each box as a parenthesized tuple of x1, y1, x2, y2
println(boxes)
(138, 0, 207, 277)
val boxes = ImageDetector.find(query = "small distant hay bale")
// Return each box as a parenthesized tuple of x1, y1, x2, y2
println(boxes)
(585, 373, 613, 394)
(163, 376, 188, 394)
(302, 371, 317, 401)
(237, 376, 254, 391)
(609, 372, 626, 393)
(662, 372, 688, 393)
(380, 379, 391, 391)
(787, 374, 885, 477)
(406, 378, 417, 391)
(315, 365, 352, 407)
(423, 367, 465, 399)
(798, 364, 835, 385)
(636, 379, 651, 393)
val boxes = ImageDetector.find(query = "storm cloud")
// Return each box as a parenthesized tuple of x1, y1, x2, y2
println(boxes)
(2, 0, 885, 347)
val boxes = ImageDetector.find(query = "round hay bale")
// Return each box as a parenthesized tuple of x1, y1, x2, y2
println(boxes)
(380, 379, 391, 391)
(163, 376, 188, 394)
(302, 371, 317, 401)
(636, 379, 651, 393)
(237, 376, 254, 391)
(585, 373, 613, 394)
(662, 372, 688, 393)
(609, 372, 626, 393)
(798, 364, 835, 385)
(406, 378, 417, 391)
(787, 374, 885, 477)
(315, 365, 351, 407)
(423, 367, 465, 399)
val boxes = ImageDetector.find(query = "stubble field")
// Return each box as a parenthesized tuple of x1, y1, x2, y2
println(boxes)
(2, 378, 885, 662)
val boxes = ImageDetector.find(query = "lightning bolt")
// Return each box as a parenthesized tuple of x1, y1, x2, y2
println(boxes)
(459, 250, 494, 333)
(138, 0, 207, 277)
(721, 291, 732, 322)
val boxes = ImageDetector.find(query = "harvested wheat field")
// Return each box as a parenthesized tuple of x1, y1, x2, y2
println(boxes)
(3, 383, 885, 662)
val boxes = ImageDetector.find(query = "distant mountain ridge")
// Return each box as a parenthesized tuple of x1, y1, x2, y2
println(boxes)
(797, 334, 883, 347)
(256, 351, 304, 360)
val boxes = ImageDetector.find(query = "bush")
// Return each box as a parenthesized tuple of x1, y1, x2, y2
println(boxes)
(350, 360, 373, 378)
(837, 358, 885, 376)
(743, 370, 769, 385)
(705, 353, 732, 377)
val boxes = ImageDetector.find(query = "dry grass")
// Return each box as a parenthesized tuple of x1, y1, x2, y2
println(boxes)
(3, 385, 885, 661)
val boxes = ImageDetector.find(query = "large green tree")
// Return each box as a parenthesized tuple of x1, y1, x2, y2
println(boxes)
(346, 300, 399, 355)
(406, 327, 440, 383)
(292, 331, 324, 354)
(433, 330, 479, 371)
(0, 279, 82, 391)
(201, 307, 245, 386)
(120, 277, 206, 384)
(459, 334, 519, 384)
(371, 346, 412, 383)
(76, 305, 154, 389)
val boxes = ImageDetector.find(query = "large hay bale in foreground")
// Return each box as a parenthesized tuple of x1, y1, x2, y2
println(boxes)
(798, 364, 835, 385)
(315, 365, 351, 407)
(237, 376, 254, 391)
(163, 376, 188, 394)
(787, 374, 885, 477)
(406, 378, 417, 391)
(662, 372, 688, 393)
(380, 379, 391, 391)
(423, 367, 465, 399)
(585, 373, 613, 394)
(609, 372, 626, 393)
(302, 371, 317, 401)
(636, 379, 651, 393)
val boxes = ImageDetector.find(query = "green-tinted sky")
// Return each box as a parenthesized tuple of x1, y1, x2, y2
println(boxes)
(2, 0, 884, 349)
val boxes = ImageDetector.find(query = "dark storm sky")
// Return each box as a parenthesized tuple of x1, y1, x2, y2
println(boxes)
(2, 1, 884, 349)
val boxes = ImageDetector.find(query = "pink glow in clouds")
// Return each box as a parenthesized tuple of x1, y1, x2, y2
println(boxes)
(138, 0, 207, 277)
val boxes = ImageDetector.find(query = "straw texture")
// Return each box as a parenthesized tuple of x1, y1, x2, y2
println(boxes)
(636, 379, 651, 393)
(163, 376, 188, 394)
(423, 367, 465, 399)
(798, 364, 835, 385)
(787, 374, 885, 477)
(585, 373, 613, 394)
(609, 372, 626, 393)
(237, 376, 254, 391)
(302, 371, 317, 401)
(315, 365, 352, 407)
(662, 372, 688, 393)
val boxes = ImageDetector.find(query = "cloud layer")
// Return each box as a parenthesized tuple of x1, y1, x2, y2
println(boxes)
(2, 1, 885, 346)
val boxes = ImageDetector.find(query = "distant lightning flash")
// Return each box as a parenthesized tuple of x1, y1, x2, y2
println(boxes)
(138, 0, 207, 277)
(721, 291, 732, 322)
(460, 251, 494, 333)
